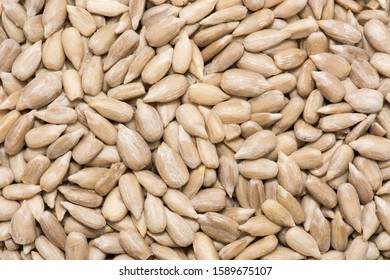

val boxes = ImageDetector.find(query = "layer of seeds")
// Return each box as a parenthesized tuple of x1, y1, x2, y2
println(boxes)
(1, 0, 390, 260)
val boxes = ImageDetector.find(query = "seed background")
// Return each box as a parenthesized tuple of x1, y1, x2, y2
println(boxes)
(1, 0, 390, 260)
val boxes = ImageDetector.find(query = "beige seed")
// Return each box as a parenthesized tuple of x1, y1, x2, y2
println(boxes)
(243, 29, 290, 53)
(318, 19, 362, 45)
(94, 162, 127, 197)
(58, 186, 102, 209)
(143, 74, 189, 103)
(154, 143, 189, 189)
(40, 152, 71, 192)
(221, 69, 273, 98)
(348, 163, 374, 204)
(338, 183, 362, 233)
(285, 226, 321, 259)
(310, 208, 331, 253)
(239, 158, 278, 180)
(2, 184, 42, 201)
(198, 212, 240, 243)
(65, 232, 88, 260)
(12, 40, 42, 81)
(191, 188, 226, 213)
(273, 0, 307, 18)
(193, 22, 239, 48)
(134, 170, 168, 197)
(61, 201, 106, 230)
(35, 236, 65, 260)
(193, 232, 219, 260)
(10, 201, 36, 245)
(66, 5, 96, 37)
(39, 211, 67, 249)
(164, 207, 194, 247)
(350, 135, 390, 161)
(4, 110, 35, 156)
(42, 0, 67, 38)
(345, 89, 383, 114)
(235, 235, 278, 260)
(0, 110, 21, 144)
(233, 8, 274, 36)
(375, 196, 390, 235)
(319, 113, 367, 133)
(262, 199, 295, 227)
(119, 228, 152, 260)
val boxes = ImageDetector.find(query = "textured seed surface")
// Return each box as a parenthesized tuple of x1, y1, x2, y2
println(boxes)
(1, 0, 390, 263)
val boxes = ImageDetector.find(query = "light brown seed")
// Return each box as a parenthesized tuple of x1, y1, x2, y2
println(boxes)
(193, 232, 219, 260)
(375, 196, 390, 235)
(119, 228, 152, 260)
(235, 235, 278, 260)
(262, 199, 295, 227)
(35, 236, 65, 260)
(338, 183, 362, 233)
(66, 5, 96, 37)
(191, 188, 226, 213)
(319, 113, 367, 132)
(198, 212, 240, 243)
(285, 226, 321, 259)
(39, 211, 67, 249)
(310, 208, 331, 253)
(310, 53, 351, 80)
(94, 162, 127, 197)
(134, 170, 168, 197)
(40, 151, 71, 192)
(305, 175, 337, 208)
(154, 143, 189, 189)
(10, 201, 36, 245)
(318, 19, 362, 45)
(243, 29, 290, 53)
(239, 158, 278, 180)
(61, 201, 106, 230)
(164, 207, 194, 247)
(233, 8, 274, 36)
(42, 0, 67, 38)
(273, 0, 307, 18)
(2, 184, 42, 201)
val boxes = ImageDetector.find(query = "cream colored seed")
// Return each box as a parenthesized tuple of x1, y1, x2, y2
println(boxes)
(2, 0, 390, 262)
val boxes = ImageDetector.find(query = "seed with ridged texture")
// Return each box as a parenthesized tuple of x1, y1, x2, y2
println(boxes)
(5, 110, 35, 156)
(116, 124, 151, 171)
(17, 73, 62, 110)
(39, 211, 66, 249)
(318, 19, 362, 45)
(61, 201, 105, 230)
(154, 143, 189, 189)
(364, 19, 390, 54)
(221, 69, 272, 98)
(263, 198, 295, 227)
(235, 235, 278, 260)
(119, 228, 152, 260)
(338, 183, 362, 233)
(344, 89, 383, 114)
(143, 74, 189, 103)
(375, 196, 390, 235)
(40, 151, 71, 192)
(198, 212, 240, 243)
(10, 201, 36, 245)
(42, 0, 67, 38)
(164, 207, 194, 247)
(243, 29, 290, 53)
(349, 135, 390, 161)
(285, 226, 321, 259)
(176, 104, 208, 139)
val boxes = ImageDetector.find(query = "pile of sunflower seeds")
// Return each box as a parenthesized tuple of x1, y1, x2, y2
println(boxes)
(1, 0, 390, 260)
